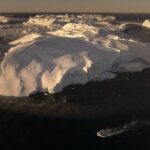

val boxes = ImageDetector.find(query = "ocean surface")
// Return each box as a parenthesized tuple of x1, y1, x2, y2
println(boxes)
(0, 13, 150, 150)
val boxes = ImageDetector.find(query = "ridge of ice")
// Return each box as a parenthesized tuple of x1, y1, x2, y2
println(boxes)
(0, 36, 119, 96)
(49, 23, 99, 40)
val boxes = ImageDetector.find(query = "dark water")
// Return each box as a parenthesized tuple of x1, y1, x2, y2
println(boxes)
(0, 13, 150, 150)
(0, 70, 150, 149)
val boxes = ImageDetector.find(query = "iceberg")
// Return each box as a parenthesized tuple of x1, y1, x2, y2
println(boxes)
(24, 15, 56, 27)
(142, 20, 150, 28)
(48, 22, 124, 42)
(102, 16, 116, 21)
(1, 22, 150, 97)
(0, 35, 119, 97)
(49, 23, 99, 40)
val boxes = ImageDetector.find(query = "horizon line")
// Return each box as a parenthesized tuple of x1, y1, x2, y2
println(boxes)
(0, 11, 150, 14)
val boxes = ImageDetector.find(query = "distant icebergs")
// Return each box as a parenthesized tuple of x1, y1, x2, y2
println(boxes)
(49, 23, 99, 40)
(48, 22, 125, 43)
(24, 15, 56, 27)
(102, 16, 116, 21)
(117, 23, 128, 31)
(23, 14, 116, 28)
(143, 19, 150, 28)
(0, 16, 23, 24)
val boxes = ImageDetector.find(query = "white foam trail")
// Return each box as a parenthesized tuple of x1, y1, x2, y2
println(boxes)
(97, 120, 150, 138)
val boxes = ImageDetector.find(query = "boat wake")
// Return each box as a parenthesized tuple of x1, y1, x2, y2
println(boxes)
(97, 120, 150, 138)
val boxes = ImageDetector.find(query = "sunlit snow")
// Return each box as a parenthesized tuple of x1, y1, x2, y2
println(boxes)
(0, 15, 150, 97)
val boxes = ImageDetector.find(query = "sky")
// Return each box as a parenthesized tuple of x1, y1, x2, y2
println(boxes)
(0, 0, 150, 13)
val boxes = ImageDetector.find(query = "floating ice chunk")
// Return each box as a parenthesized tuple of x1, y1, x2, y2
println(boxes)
(24, 15, 56, 27)
(102, 16, 116, 21)
(143, 20, 150, 28)
(62, 23, 96, 31)
(118, 23, 128, 31)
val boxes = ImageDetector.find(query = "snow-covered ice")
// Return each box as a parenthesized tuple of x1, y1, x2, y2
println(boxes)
(0, 15, 150, 97)
(0, 36, 119, 96)
(49, 23, 99, 40)
(24, 15, 56, 27)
